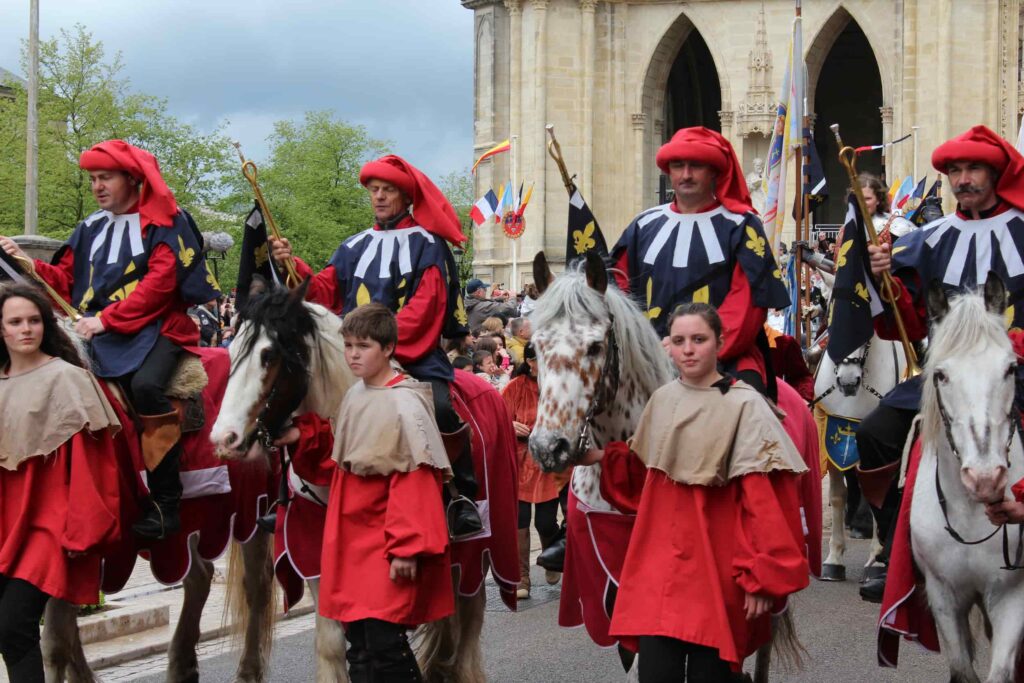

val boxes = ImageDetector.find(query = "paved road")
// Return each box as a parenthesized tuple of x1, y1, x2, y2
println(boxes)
(124, 536, 973, 682)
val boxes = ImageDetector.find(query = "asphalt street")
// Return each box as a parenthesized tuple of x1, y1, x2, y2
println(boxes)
(128, 536, 974, 682)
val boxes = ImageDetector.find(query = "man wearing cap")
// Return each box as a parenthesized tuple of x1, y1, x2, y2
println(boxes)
(465, 277, 517, 332)
(856, 125, 1024, 601)
(0, 139, 220, 540)
(611, 127, 790, 393)
(269, 154, 483, 536)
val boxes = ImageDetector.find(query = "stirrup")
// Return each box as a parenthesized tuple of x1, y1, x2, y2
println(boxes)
(446, 495, 483, 541)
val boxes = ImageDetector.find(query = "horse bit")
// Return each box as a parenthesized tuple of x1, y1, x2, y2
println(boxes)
(574, 313, 621, 459)
(810, 340, 889, 408)
(932, 372, 1024, 570)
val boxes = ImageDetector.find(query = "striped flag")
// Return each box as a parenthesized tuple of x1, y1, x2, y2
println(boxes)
(470, 189, 499, 226)
(892, 176, 915, 210)
(471, 139, 511, 174)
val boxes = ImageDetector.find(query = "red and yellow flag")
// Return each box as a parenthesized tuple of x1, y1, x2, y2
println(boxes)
(471, 139, 511, 174)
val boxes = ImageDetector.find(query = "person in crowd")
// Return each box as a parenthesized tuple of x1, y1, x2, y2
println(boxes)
(582, 303, 809, 682)
(445, 334, 473, 365)
(501, 342, 571, 598)
(473, 347, 509, 391)
(318, 303, 454, 683)
(0, 283, 122, 682)
(478, 316, 505, 337)
(519, 283, 540, 318)
(506, 317, 532, 365)
(466, 278, 518, 331)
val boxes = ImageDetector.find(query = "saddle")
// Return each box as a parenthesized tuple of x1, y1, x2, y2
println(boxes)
(165, 354, 208, 434)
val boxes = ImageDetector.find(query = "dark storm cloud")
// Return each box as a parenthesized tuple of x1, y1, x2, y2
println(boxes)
(0, 0, 474, 178)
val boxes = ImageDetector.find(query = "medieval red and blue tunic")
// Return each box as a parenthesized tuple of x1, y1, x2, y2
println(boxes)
(295, 215, 466, 382)
(33, 208, 220, 377)
(612, 202, 789, 381)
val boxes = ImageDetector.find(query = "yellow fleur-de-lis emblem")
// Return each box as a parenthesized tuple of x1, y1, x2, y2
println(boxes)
(79, 264, 95, 312)
(356, 283, 371, 307)
(892, 245, 907, 256)
(744, 226, 766, 258)
(837, 239, 854, 269)
(454, 293, 468, 326)
(773, 267, 783, 281)
(205, 264, 221, 292)
(396, 278, 408, 311)
(573, 221, 597, 255)
(645, 278, 661, 321)
(854, 282, 869, 301)
(1005, 304, 1015, 330)
(254, 242, 269, 268)
(692, 285, 710, 304)
(177, 235, 195, 268)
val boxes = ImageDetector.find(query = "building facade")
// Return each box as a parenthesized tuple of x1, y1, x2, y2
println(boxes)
(463, 0, 1023, 287)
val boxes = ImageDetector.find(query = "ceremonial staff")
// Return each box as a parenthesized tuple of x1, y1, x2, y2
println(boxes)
(546, 124, 575, 193)
(11, 254, 81, 322)
(830, 124, 920, 377)
(232, 142, 301, 288)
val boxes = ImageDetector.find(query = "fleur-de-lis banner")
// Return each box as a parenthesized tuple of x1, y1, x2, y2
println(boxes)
(236, 201, 282, 311)
(564, 188, 609, 266)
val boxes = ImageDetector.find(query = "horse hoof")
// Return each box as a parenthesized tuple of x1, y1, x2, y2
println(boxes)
(862, 564, 886, 582)
(820, 564, 846, 582)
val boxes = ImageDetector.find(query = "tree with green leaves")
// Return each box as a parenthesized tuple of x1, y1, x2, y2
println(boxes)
(435, 168, 475, 285)
(0, 25, 234, 240)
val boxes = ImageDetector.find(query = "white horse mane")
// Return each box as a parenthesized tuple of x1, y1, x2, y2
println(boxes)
(302, 302, 353, 420)
(530, 263, 674, 405)
(920, 290, 1010, 439)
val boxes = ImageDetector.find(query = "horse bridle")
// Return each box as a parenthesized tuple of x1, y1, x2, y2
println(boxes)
(932, 372, 1024, 570)
(810, 340, 890, 408)
(573, 313, 621, 459)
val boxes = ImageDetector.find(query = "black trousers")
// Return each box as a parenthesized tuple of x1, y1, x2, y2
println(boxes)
(117, 335, 183, 417)
(426, 378, 477, 499)
(637, 636, 731, 683)
(517, 499, 559, 545)
(855, 403, 917, 561)
(0, 576, 50, 683)
(345, 618, 422, 683)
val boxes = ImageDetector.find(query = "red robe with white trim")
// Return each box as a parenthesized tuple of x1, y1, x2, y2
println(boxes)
(601, 445, 808, 666)
(0, 431, 121, 605)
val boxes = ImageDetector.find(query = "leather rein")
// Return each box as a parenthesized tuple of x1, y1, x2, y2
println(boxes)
(932, 372, 1024, 570)
(809, 339, 892, 409)
(574, 312, 621, 459)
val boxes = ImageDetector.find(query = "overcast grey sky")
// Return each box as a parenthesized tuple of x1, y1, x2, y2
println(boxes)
(0, 0, 474, 180)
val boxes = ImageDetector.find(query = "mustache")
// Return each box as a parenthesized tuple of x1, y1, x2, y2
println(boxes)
(954, 184, 985, 195)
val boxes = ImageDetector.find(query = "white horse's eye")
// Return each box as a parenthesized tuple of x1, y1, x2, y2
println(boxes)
(1007, 364, 1018, 378)
(934, 369, 948, 383)
(260, 347, 277, 368)
(586, 341, 603, 357)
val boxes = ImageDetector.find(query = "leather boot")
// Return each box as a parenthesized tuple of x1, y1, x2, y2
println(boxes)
(442, 424, 483, 539)
(536, 523, 566, 573)
(133, 441, 183, 540)
(517, 528, 531, 599)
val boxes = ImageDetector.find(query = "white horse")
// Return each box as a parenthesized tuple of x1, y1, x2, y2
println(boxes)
(212, 284, 510, 683)
(813, 334, 907, 580)
(909, 277, 1024, 683)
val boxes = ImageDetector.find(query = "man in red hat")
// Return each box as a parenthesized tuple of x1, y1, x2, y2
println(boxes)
(611, 126, 789, 394)
(855, 124, 1024, 602)
(0, 139, 220, 540)
(269, 154, 483, 537)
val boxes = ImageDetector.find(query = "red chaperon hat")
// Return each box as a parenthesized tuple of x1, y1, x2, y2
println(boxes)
(655, 127, 754, 214)
(79, 140, 178, 226)
(932, 125, 1024, 211)
(359, 155, 466, 245)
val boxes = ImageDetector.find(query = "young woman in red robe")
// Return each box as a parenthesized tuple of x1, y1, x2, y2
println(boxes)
(318, 303, 453, 683)
(583, 303, 809, 682)
(0, 283, 122, 682)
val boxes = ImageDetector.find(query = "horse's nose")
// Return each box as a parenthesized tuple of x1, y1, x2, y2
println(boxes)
(961, 465, 1008, 503)
(221, 430, 242, 451)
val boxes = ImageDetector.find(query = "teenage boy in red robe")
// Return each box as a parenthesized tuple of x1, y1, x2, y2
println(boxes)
(318, 303, 453, 682)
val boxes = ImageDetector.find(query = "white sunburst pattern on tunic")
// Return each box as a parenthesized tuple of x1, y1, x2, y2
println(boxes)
(344, 225, 436, 279)
(921, 210, 1024, 286)
(635, 204, 743, 269)
(86, 210, 145, 264)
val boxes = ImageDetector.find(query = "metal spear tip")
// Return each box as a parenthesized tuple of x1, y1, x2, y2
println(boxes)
(545, 124, 554, 132)
(829, 124, 840, 133)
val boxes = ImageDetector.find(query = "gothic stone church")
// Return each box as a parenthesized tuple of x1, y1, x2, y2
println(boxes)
(462, 0, 1022, 286)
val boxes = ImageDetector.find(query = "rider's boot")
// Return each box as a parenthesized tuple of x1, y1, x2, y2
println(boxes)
(441, 424, 484, 539)
(133, 411, 183, 540)
(517, 528, 532, 599)
(536, 522, 566, 573)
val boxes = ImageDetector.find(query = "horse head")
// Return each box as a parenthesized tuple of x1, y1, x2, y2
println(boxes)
(211, 280, 318, 461)
(835, 343, 868, 397)
(923, 274, 1017, 503)
(528, 250, 673, 473)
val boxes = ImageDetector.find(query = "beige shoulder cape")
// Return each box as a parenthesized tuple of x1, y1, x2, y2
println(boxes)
(332, 376, 453, 478)
(628, 379, 807, 486)
(0, 358, 121, 471)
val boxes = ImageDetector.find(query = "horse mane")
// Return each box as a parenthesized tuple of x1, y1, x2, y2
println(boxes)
(530, 263, 674, 399)
(920, 290, 1010, 439)
(304, 302, 353, 419)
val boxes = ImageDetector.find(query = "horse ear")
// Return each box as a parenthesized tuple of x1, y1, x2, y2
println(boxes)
(584, 250, 607, 294)
(925, 279, 950, 323)
(984, 271, 1008, 316)
(533, 251, 554, 295)
(288, 278, 310, 307)
(248, 274, 268, 299)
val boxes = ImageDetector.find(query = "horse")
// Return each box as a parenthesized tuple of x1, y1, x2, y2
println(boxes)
(812, 334, 907, 580)
(40, 341, 280, 683)
(907, 277, 1024, 683)
(528, 250, 819, 682)
(211, 283, 519, 683)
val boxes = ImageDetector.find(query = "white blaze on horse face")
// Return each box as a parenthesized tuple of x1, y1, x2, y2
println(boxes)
(937, 349, 1016, 503)
(210, 323, 273, 456)
(529, 318, 608, 472)
(835, 346, 867, 397)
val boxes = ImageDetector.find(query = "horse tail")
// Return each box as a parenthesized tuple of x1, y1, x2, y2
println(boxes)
(415, 616, 458, 683)
(222, 539, 248, 647)
(221, 534, 277, 662)
(770, 604, 806, 672)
